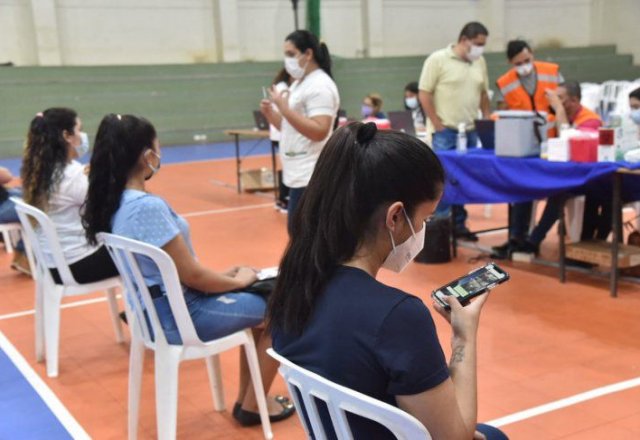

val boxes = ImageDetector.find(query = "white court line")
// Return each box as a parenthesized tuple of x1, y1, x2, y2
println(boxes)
(181, 202, 274, 218)
(0, 331, 91, 439)
(0, 296, 117, 321)
(486, 376, 640, 427)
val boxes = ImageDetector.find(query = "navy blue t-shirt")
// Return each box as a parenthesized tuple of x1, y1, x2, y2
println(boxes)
(273, 266, 449, 439)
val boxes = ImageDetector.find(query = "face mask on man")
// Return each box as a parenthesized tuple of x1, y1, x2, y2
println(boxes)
(76, 132, 90, 157)
(381, 209, 426, 273)
(630, 109, 640, 125)
(145, 150, 161, 181)
(361, 105, 374, 118)
(467, 44, 484, 61)
(405, 97, 419, 109)
(284, 54, 308, 80)
(515, 62, 534, 77)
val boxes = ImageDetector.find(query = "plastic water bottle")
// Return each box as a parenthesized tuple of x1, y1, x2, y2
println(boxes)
(456, 123, 467, 154)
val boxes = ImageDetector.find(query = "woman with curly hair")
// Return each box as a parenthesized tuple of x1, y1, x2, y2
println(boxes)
(21, 107, 118, 283)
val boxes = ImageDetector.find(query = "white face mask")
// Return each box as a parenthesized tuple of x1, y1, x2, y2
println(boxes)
(405, 97, 419, 109)
(515, 62, 534, 77)
(76, 131, 90, 157)
(467, 44, 484, 61)
(381, 209, 426, 273)
(145, 150, 161, 181)
(630, 109, 640, 125)
(284, 55, 308, 80)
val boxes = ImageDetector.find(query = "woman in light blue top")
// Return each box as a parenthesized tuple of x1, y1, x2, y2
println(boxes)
(82, 114, 294, 426)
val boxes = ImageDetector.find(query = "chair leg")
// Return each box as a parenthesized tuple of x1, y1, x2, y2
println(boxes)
(105, 287, 125, 343)
(128, 335, 146, 440)
(34, 281, 45, 362)
(155, 347, 181, 440)
(205, 355, 226, 411)
(44, 288, 63, 377)
(2, 230, 13, 253)
(243, 331, 273, 440)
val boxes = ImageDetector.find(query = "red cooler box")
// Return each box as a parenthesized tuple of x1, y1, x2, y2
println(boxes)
(569, 137, 598, 162)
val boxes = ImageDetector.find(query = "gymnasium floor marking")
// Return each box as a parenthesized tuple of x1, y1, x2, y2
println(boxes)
(487, 376, 640, 427)
(0, 331, 90, 439)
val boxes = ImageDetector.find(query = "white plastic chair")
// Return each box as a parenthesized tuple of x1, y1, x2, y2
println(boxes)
(11, 197, 124, 377)
(98, 232, 272, 440)
(267, 348, 430, 440)
(0, 222, 22, 253)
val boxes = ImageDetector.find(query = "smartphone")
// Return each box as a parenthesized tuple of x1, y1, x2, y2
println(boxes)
(257, 266, 278, 281)
(431, 262, 509, 309)
(262, 86, 269, 100)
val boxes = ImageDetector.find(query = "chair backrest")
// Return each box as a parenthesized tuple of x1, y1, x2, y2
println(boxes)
(11, 197, 78, 286)
(266, 348, 431, 440)
(98, 232, 201, 348)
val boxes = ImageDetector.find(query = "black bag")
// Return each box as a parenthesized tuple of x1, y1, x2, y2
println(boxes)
(415, 216, 452, 264)
(238, 277, 277, 297)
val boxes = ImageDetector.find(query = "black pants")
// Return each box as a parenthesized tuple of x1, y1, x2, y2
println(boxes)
(50, 246, 119, 285)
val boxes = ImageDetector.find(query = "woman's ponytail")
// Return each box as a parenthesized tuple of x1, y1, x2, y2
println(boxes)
(83, 114, 156, 245)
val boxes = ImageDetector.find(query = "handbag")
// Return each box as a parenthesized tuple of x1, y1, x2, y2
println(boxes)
(236, 277, 277, 297)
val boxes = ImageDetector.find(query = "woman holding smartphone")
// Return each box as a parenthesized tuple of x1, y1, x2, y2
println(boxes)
(268, 122, 508, 439)
(260, 30, 340, 234)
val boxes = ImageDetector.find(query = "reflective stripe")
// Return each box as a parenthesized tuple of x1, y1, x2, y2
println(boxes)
(500, 80, 522, 96)
(538, 74, 559, 83)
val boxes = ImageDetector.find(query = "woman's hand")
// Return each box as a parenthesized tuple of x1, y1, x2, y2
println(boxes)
(433, 292, 489, 342)
(234, 266, 258, 288)
(269, 86, 290, 113)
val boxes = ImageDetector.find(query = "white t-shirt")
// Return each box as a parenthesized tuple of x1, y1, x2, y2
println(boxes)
(279, 69, 340, 188)
(40, 160, 96, 267)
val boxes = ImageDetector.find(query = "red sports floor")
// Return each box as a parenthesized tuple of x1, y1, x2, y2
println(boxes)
(1, 155, 639, 439)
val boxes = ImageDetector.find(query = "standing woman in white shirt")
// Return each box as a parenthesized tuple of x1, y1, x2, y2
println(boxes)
(260, 30, 340, 234)
(21, 107, 118, 284)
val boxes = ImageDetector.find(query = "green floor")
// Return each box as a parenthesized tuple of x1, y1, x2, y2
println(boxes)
(1, 45, 638, 158)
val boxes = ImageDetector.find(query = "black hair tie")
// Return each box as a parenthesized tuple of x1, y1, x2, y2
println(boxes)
(356, 122, 377, 145)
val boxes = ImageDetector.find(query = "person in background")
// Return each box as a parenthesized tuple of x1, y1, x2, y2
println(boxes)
(418, 22, 491, 241)
(361, 93, 387, 119)
(628, 87, 640, 128)
(492, 39, 563, 259)
(269, 122, 508, 440)
(82, 113, 295, 427)
(21, 107, 118, 284)
(0, 167, 30, 274)
(515, 81, 603, 256)
(268, 68, 292, 213)
(403, 81, 426, 132)
(260, 30, 340, 235)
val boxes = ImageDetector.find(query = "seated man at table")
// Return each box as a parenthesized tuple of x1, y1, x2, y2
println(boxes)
(494, 81, 602, 258)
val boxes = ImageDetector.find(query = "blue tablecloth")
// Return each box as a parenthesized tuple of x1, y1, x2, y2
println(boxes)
(436, 149, 640, 204)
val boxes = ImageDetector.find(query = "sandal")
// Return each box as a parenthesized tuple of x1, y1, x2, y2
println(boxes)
(232, 395, 295, 426)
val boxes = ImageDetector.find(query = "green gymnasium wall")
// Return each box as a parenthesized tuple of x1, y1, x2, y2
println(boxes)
(1, 45, 638, 158)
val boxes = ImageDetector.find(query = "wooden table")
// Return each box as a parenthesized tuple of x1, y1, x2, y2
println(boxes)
(223, 129, 273, 194)
(559, 168, 640, 297)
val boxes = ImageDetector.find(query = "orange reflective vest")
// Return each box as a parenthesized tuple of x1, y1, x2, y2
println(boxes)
(496, 61, 560, 113)
(572, 106, 601, 128)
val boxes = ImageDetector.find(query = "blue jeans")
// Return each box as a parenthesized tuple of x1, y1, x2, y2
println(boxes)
(432, 128, 478, 231)
(509, 202, 534, 240)
(287, 187, 305, 235)
(529, 194, 567, 246)
(477, 423, 509, 440)
(0, 188, 24, 252)
(153, 289, 266, 345)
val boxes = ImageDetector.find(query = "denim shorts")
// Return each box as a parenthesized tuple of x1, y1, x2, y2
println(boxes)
(153, 288, 266, 345)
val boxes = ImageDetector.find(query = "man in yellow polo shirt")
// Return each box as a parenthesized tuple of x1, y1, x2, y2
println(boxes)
(418, 21, 491, 240)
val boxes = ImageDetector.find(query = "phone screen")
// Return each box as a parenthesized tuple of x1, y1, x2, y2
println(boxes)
(434, 263, 507, 306)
